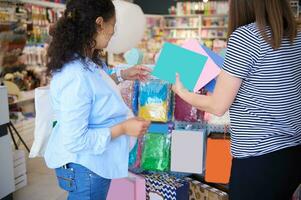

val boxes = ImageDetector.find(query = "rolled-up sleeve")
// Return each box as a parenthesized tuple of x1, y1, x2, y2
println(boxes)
(59, 71, 111, 155)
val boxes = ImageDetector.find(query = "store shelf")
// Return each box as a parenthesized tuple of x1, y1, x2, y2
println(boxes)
(202, 26, 227, 29)
(9, 90, 35, 105)
(202, 14, 228, 18)
(1, 0, 65, 10)
(202, 36, 227, 39)
(164, 27, 199, 30)
(163, 14, 200, 18)
(168, 37, 199, 40)
(22, 0, 65, 9)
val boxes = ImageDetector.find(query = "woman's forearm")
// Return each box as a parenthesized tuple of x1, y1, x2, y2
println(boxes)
(110, 123, 124, 139)
(177, 89, 222, 116)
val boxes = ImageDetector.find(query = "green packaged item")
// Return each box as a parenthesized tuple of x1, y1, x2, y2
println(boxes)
(141, 133, 171, 171)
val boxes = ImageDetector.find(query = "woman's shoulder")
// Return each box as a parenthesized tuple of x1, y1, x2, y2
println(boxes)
(230, 22, 260, 41)
(55, 58, 96, 77)
(51, 58, 93, 87)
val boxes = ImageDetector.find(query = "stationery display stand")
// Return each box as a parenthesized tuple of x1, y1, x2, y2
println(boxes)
(0, 86, 15, 199)
(7, 121, 30, 153)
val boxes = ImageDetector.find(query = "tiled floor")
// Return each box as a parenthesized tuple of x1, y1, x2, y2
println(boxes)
(12, 130, 67, 200)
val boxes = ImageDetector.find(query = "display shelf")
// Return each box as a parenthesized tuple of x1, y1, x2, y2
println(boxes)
(202, 26, 227, 29)
(202, 14, 228, 18)
(9, 90, 35, 105)
(164, 26, 199, 30)
(163, 14, 199, 18)
(168, 37, 199, 40)
(0, 0, 66, 10)
(202, 36, 227, 39)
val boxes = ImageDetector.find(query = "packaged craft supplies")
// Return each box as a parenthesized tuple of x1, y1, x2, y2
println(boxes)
(174, 94, 204, 123)
(128, 137, 144, 172)
(118, 80, 139, 115)
(138, 79, 172, 122)
(141, 133, 171, 172)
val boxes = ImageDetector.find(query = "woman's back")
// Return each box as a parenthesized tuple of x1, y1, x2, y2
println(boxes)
(223, 23, 301, 158)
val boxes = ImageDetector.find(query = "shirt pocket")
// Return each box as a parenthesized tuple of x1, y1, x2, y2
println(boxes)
(55, 167, 76, 192)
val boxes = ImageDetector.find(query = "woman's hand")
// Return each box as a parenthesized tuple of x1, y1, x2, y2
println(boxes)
(121, 65, 152, 81)
(111, 117, 151, 138)
(172, 73, 188, 97)
(122, 117, 151, 137)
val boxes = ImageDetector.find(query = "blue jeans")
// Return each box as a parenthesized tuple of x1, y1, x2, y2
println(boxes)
(55, 163, 111, 200)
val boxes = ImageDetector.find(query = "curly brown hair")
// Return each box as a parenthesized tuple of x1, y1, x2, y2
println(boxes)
(47, 0, 115, 74)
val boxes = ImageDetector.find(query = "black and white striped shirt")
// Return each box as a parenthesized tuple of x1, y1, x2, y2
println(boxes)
(223, 23, 301, 158)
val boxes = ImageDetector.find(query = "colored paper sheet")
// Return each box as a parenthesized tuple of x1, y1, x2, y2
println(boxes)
(201, 45, 225, 93)
(152, 42, 208, 91)
(204, 79, 217, 93)
(182, 40, 221, 91)
(202, 45, 224, 68)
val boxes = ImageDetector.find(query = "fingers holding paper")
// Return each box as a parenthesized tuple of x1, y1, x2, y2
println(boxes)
(172, 73, 188, 96)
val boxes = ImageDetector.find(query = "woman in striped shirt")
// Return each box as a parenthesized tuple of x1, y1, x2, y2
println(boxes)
(172, 0, 301, 199)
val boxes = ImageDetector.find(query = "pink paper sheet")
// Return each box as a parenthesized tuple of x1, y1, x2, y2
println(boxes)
(182, 39, 221, 92)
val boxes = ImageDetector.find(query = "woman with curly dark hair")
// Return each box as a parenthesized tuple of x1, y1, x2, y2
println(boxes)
(44, 0, 151, 199)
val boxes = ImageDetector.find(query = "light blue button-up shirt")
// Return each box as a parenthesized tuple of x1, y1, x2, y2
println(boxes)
(44, 58, 130, 179)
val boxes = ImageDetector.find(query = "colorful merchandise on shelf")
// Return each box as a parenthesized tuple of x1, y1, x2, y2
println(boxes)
(205, 136, 232, 184)
(138, 79, 172, 122)
(119, 80, 135, 109)
(0, 2, 62, 91)
(129, 137, 143, 171)
(144, 173, 189, 200)
(141, 133, 171, 172)
(174, 94, 201, 122)
(171, 129, 206, 174)
(116, 48, 144, 114)
(152, 42, 207, 92)
(165, 17, 199, 28)
(23, 44, 48, 67)
(132, 80, 139, 115)
(148, 122, 174, 134)
(185, 177, 229, 200)
(170, 1, 229, 16)
(203, 1, 229, 15)
(3, 69, 40, 91)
